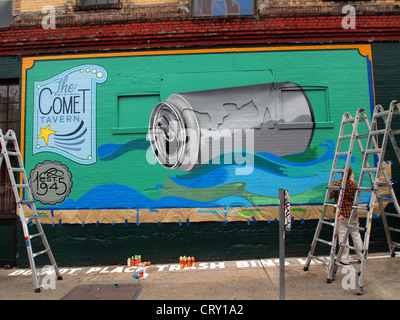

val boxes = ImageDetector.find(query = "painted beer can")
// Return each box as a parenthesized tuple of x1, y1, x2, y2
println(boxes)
(148, 82, 315, 172)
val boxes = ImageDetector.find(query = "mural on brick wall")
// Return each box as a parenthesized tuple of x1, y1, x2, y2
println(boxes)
(21, 45, 375, 224)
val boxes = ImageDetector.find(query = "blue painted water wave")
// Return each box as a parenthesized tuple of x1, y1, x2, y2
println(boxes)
(98, 138, 149, 161)
(169, 139, 353, 198)
(59, 184, 253, 209)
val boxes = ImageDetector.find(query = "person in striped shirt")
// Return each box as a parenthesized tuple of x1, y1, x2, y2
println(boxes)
(329, 166, 364, 265)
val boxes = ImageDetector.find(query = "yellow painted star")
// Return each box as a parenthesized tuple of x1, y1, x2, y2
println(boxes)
(37, 125, 56, 146)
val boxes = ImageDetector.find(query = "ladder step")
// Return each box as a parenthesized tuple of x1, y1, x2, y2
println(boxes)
(339, 134, 353, 140)
(346, 224, 366, 232)
(326, 185, 341, 190)
(6, 151, 19, 157)
(373, 110, 390, 118)
(30, 232, 43, 240)
(340, 243, 363, 252)
(324, 203, 337, 208)
(11, 167, 24, 172)
(16, 184, 29, 189)
(378, 182, 390, 187)
(369, 129, 386, 136)
(315, 237, 332, 246)
(321, 220, 335, 227)
(352, 205, 369, 212)
(20, 199, 35, 205)
(357, 186, 374, 192)
(388, 227, 400, 233)
(332, 168, 344, 174)
(362, 167, 378, 173)
(2, 135, 16, 141)
(32, 248, 50, 258)
(365, 148, 382, 155)
(383, 212, 399, 218)
(378, 196, 393, 203)
(26, 216, 39, 223)
(356, 133, 369, 139)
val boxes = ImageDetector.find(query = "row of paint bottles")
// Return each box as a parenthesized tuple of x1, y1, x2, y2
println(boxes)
(179, 256, 195, 268)
(127, 255, 142, 267)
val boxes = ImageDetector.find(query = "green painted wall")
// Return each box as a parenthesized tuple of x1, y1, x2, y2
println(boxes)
(23, 47, 373, 220)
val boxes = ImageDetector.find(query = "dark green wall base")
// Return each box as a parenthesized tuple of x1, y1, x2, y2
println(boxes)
(16, 218, 396, 268)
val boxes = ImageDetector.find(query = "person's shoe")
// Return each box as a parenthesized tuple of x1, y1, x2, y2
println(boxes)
(339, 260, 350, 265)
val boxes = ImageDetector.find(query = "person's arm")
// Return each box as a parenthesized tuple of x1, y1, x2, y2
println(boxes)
(329, 181, 339, 201)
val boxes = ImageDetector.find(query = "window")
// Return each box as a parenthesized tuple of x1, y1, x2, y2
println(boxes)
(192, 0, 255, 17)
(112, 93, 160, 134)
(0, 0, 13, 28)
(302, 87, 332, 128)
(0, 81, 19, 134)
(74, 0, 122, 11)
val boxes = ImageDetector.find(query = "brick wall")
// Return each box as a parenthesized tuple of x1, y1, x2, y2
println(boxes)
(10, 0, 400, 26)
(1, 14, 400, 56)
(2, 1, 400, 61)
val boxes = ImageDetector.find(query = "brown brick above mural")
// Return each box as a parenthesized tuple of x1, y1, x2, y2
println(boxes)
(1, 14, 400, 56)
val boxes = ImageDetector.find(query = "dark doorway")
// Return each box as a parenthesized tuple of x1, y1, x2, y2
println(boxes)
(0, 79, 20, 267)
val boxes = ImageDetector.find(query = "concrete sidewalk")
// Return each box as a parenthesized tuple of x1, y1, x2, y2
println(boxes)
(0, 252, 399, 301)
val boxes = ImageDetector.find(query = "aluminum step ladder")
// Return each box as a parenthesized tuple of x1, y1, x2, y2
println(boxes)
(304, 101, 400, 295)
(330, 101, 400, 295)
(0, 129, 62, 293)
(376, 101, 400, 258)
(303, 108, 369, 272)
(379, 165, 400, 257)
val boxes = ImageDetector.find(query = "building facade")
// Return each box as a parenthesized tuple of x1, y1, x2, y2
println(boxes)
(1, 0, 400, 267)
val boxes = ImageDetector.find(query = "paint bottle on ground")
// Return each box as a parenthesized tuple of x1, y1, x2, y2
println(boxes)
(127, 257, 131, 267)
(138, 255, 142, 265)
